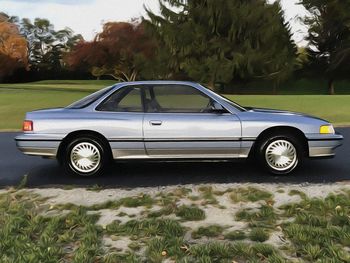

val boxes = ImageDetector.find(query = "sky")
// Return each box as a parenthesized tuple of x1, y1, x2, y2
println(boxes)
(0, 0, 309, 46)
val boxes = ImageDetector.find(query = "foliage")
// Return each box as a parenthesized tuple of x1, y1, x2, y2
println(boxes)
(192, 225, 224, 239)
(230, 187, 273, 203)
(300, 0, 350, 94)
(2, 187, 350, 262)
(224, 230, 246, 241)
(280, 192, 350, 261)
(236, 204, 277, 227)
(16, 17, 82, 73)
(175, 205, 206, 221)
(249, 228, 270, 242)
(145, 0, 297, 89)
(0, 13, 28, 81)
(65, 21, 164, 81)
(0, 191, 102, 262)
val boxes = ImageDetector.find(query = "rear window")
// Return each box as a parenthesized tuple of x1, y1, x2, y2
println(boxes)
(66, 86, 114, 109)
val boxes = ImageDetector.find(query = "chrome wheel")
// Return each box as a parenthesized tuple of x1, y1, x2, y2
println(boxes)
(265, 140, 298, 172)
(70, 142, 101, 173)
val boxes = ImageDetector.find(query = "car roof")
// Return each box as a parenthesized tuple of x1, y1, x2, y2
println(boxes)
(113, 80, 199, 87)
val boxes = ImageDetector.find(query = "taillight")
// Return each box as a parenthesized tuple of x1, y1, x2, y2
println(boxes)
(23, 120, 33, 131)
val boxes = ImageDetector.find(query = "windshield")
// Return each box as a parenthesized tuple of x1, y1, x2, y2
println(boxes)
(66, 86, 115, 109)
(200, 85, 246, 111)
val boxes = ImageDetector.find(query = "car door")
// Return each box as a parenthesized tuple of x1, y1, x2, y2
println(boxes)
(143, 84, 242, 158)
(95, 85, 146, 159)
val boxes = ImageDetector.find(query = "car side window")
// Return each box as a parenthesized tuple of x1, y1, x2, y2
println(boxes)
(96, 86, 143, 112)
(144, 85, 214, 113)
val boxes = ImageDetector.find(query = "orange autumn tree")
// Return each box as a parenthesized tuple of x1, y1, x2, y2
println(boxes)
(66, 21, 159, 81)
(0, 13, 28, 81)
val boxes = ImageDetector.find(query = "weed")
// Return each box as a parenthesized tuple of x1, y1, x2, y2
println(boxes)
(103, 252, 140, 263)
(175, 205, 206, 221)
(128, 241, 141, 251)
(188, 242, 234, 261)
(249, 228, 270, 242)
(224, 230, 246, 240)
(198, 186, 218, 205)
(236, 204, 277, 226)
(192, 225, 224, 239)
(230, 187, 273, 203)
(89, 194, 156, 210)
(86, 184, 103, 192)
(16, 174, 28, 189)
(289, 189, 307, 199)
(0, 192, 102, 262)
(105, 218, 185, 239)
(188, 195, 200, 201)
(146, 236, 186, 262)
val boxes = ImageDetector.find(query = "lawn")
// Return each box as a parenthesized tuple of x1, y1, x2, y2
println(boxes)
(1, 183, 350, 262)
(0, 80, 349, 130)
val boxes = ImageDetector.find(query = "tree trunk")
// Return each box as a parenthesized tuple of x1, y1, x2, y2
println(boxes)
(207, 79, 215, 90)
(272, 83, 277, 95)
(328, 79, 335, 95)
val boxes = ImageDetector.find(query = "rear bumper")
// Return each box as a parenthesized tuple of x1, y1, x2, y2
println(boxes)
(15, 134, 63, 157)
(306, 133, 343, 158)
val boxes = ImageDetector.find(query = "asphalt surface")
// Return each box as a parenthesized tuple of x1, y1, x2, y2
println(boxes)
(0, 128, 349, 188)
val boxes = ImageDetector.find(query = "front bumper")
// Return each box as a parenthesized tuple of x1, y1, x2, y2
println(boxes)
(306, 133, 343, 158)
(15, 133, 63, 157)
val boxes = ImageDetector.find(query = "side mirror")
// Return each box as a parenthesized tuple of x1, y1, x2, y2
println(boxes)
(211, 102, 227, 114)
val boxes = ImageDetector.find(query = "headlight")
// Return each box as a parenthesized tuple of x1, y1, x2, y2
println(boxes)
(320, 125, 335, 134)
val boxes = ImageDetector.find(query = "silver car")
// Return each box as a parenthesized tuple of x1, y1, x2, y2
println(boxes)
(15, 81, 343, 176)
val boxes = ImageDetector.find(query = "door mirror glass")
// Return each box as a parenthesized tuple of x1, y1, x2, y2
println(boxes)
(210, 102, 227, 113)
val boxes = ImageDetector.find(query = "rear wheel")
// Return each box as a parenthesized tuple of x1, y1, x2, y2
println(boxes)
(64, 136, 107, 176)
(256, 135, 303, 175)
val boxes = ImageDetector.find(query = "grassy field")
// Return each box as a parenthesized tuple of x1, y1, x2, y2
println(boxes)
(1, 184, 350, 262)
(0, 80, 349, 130)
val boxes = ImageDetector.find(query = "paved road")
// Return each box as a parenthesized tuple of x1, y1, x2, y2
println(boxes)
(0, 129, 349, 188)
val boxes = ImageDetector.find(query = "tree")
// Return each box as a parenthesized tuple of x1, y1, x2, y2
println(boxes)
(19, 17, 82, 72)
(0, 13, 28, 81)
(66, 21, 161, 81)
(145, 0, 297, 91)
(300, 0, 350, 94)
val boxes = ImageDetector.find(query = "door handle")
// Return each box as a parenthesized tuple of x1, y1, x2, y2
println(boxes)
(150, 120, 162, 126)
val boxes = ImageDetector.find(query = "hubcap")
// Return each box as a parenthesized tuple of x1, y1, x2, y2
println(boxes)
(265, 140, 297, 171)
(70, 142, 101, 173)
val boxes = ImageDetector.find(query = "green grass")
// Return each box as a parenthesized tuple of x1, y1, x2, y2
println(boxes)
(224, 230, 246, 241)
(0, 80, 350, 130)
(236, 204, 278, 228)
(3, 186, 350, 262)
(229, 94, 350, 126)
(230, 187, 274, 203)
(192, 225, 224, 239)
(249, 227, 270, 242)
(175, 205, 206, 221)
(0, 191, 103, 262)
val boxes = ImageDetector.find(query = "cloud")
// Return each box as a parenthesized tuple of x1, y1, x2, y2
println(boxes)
(0, 0, 160, 40)
(2, 0, 95, 5)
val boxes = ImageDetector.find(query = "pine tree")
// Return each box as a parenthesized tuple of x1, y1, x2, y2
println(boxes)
(145, 0, 296, 91)
(300, 0, 350, 94)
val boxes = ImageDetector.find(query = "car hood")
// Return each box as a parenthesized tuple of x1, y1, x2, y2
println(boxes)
(245, 107, 327, 122)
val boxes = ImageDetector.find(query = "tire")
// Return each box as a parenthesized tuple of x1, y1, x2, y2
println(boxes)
(256, 134, 303, 175)
(63, 136, 107, 177)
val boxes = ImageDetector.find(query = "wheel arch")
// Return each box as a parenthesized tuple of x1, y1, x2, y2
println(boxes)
(248, 126, 309, 158)
(57, 130, 112, 162)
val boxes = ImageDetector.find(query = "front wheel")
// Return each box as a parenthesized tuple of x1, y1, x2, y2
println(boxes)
(257, 135, 303, 175)
(64, 137, 107, 177)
